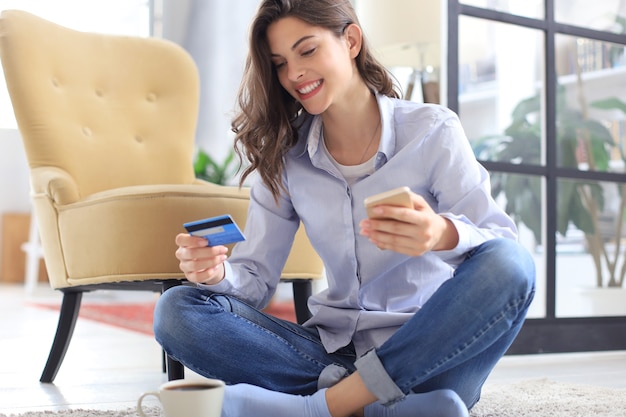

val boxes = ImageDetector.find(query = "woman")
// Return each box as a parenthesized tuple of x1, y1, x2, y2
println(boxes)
(154, 1, 536, 416)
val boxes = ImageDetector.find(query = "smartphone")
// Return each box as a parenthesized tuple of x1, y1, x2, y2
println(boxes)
(183, 214, 245, 246)
(364, 186, 412, 219)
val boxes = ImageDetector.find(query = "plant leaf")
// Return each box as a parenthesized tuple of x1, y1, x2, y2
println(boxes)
(590, 97, 626, 115)
(194, 150, 210, 177)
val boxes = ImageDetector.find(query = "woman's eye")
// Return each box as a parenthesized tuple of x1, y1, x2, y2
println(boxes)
(302, 48, 316, 57)
(274, 61, 286, 70)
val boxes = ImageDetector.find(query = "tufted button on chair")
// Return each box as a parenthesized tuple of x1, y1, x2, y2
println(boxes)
(0, 10, 323, 383)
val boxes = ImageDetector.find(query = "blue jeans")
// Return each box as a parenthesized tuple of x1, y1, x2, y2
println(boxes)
(154, 238, 535, 408)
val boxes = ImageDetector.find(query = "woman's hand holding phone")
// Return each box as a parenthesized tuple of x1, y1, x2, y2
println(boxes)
(360, 187, 459, 256)
(175, 233, 229, 285)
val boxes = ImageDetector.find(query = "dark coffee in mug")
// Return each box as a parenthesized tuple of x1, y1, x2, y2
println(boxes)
(165, 384, 217, 391)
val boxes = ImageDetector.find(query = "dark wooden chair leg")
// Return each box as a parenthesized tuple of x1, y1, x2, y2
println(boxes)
(161, 280, 185, 380)
(40, 291, 83, 383)
(166, 355, 185, 380)
(291, 279, 313, 325)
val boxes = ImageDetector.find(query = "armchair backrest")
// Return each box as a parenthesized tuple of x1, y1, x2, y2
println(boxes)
(0, 10, 199, 197)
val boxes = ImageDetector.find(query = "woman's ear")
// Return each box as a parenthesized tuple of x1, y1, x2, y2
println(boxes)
(344, 23, 363, 59)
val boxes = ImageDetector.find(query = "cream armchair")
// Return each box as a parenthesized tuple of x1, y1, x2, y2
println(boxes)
(0, 10, 323, 383)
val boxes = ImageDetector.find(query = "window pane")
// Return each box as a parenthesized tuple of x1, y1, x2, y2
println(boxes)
(489, 172, 546, 318)
(461, 0, 544, 19)
(555, 34, 626, 173)
(459, 16, 545, 167)
(556, 178, 626, 317)
(555, 0, 626, 34)
(0, 0, 150, 35)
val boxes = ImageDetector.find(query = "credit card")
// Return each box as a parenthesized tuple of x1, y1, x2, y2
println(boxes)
(183, 214, 245, 246)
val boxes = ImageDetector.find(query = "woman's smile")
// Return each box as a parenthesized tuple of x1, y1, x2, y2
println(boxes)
(296, 79, 323, 99)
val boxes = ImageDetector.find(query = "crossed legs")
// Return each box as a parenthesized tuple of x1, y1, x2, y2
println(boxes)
(155, 239, 536, 416)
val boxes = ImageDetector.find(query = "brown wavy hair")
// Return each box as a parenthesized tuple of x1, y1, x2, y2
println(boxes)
(232, 0, 400, 200)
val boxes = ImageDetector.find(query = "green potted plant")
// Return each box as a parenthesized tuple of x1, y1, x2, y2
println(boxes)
(193, 148, 238, 186)
(473, 90, 626, 289)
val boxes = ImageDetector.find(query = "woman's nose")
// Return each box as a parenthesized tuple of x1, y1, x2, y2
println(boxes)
(287, 64, 304, 82)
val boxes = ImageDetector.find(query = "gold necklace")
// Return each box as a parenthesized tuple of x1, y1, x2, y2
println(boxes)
(358, 118, 381, 164)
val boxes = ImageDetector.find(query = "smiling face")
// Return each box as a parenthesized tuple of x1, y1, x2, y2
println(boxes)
(266, 16, 362, 115)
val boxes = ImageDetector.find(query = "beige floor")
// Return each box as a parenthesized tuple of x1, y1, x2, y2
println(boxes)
(1, 283, 625, 415)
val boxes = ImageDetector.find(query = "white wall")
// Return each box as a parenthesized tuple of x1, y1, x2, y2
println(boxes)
(161, 0, 257, 162)
(0, 129, 31, 214)
(0, 128, 34, 259)
(160, 0, 192, 44)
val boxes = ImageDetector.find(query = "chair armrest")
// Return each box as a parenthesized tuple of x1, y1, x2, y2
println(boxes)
(73, 183, 249, 207)
(30, 166, 80, 204)
(192, 178, 218, 186)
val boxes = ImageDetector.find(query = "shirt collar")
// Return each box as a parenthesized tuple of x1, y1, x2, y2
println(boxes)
(293, 93, 397, 169)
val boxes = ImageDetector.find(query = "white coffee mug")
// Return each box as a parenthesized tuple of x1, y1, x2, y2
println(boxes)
(137, 378, 225, 417)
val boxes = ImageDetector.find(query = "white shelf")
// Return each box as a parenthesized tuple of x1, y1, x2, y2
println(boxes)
(558, 64, 626, 86)
(459, 65, 626, 107)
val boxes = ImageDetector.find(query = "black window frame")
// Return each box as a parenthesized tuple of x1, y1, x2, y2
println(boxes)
(448, 0, 626, 353)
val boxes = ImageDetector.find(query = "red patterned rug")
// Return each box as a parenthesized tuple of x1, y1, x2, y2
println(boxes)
(79, 302, 157, 335)
(30, 299, 296, 335)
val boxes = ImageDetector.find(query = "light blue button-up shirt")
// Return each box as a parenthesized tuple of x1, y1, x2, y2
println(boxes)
(208, 94, 517, 357)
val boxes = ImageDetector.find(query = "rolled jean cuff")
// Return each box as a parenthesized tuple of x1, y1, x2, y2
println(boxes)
(354, 349, 405, 406)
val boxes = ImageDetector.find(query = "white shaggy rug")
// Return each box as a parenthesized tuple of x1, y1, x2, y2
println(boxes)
(469, 378, 626, 417)
(0, 409, 160, 417)
(1, 379, 625, 417)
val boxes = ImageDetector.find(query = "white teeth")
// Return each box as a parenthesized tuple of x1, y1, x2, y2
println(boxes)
(298, 81, 321, 95)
